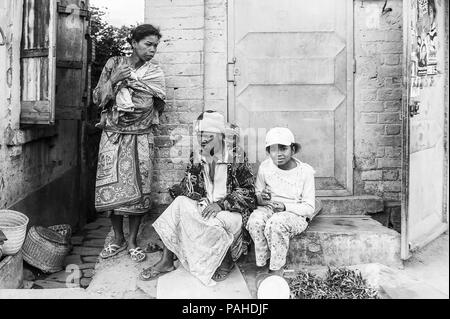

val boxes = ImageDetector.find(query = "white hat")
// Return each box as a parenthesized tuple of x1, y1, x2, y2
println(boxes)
(257, 275, 291, 299)
(194, 111, 226, 134)
(265, 127, 301, 154)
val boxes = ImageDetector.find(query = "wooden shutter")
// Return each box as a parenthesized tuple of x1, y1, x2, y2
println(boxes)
(55, 0, 90, 120)
(20, 0, 57, 125)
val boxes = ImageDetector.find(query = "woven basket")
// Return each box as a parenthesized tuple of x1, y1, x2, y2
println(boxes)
(48, 224, 72, 244)
(0, 210, 29, 256)
(22, 225, 72, 274)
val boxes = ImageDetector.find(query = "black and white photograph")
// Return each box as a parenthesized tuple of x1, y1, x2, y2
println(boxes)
(0, 0, 448, 306)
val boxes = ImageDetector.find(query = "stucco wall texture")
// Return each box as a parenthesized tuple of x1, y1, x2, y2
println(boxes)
(145, 0, 406, 205)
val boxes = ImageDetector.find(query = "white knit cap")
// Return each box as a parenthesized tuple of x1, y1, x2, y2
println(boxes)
(194, 111, 226, 134)
(265, 127, 301, 153)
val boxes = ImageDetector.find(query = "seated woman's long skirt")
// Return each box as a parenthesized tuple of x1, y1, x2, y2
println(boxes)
(153, 196, 242, 286)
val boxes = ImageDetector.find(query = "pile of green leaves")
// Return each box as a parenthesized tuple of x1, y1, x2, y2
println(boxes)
(287, 268, 379, 299)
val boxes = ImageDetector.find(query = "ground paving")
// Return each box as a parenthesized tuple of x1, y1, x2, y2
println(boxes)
(18, 214, 449, 299)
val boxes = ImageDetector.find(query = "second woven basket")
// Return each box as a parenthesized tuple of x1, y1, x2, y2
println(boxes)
(22, 225, 72, 274)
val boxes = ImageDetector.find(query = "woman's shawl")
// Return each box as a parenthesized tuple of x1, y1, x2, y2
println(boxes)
(93, 56, 166, 134)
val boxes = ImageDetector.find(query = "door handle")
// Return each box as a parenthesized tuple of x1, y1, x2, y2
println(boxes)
(409, 101, 420, 117)
(227, 57, 237, 86)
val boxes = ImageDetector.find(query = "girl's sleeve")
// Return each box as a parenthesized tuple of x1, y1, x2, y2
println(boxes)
(284, 167, 316, 220)
(93, 57, 116, 109)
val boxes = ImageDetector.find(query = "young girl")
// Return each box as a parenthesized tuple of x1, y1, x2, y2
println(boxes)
(247, 127, 320, 277)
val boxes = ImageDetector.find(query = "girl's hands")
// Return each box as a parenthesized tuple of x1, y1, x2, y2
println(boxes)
(111, 65, 132, 86)
(261, 187, 271, 201)
(269, 201, 286, 213)
(257, 186, 272, 206)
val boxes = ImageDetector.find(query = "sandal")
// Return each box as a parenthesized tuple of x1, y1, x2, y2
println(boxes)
(100, 242, 128, 259)
(212, 263, 236, 282)
(139, 266, 176, 281)
(129, 247, 147, 263)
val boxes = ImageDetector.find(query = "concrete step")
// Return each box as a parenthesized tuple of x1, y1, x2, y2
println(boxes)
(318, 195, 384, 215)
(286, 216, 402, 269)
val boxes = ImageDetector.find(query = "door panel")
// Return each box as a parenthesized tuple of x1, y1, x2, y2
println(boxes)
(402, 0, 448, 259)
(228, 0, 354, 196)
(55, 0, 89, 120)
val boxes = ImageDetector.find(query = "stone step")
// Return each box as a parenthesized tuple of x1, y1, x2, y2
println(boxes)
(318, 196, 384, 215)
(286, 216, 402, 269)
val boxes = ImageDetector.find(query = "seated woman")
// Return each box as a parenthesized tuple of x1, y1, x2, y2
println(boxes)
(139, 111, 256, 286)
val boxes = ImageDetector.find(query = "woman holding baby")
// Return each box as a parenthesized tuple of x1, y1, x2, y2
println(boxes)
(92, 24, 166, 263)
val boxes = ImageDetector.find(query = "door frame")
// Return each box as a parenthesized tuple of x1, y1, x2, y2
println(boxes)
(401, 0, 411, 260)
(226, 0, 355, 197)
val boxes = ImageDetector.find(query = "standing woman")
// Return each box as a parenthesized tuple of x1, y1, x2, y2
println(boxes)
(93, 24, 166, 263)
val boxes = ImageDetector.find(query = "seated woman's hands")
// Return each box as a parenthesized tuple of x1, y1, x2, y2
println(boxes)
(202, 202, 222, 220)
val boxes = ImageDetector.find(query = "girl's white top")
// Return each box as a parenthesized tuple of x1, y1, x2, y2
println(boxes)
(255, 158, 316, 220)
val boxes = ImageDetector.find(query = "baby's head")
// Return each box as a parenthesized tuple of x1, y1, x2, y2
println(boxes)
(265, 127, 301, 168)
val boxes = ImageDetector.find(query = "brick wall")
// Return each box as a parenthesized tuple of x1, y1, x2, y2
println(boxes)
(204, 0, 228, 114)
(353, 0, 403, 201)
(145, 0, 206, 204)
(146, 0, 406, 204)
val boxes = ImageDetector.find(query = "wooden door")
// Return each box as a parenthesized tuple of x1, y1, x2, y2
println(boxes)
(228, 0, 354, 196)
(55, 0, 90, 120)
(401, 0, 448, 259)
(57, 0, 92, 223)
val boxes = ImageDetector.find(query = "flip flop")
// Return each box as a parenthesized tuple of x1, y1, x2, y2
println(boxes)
(139, 266, 176, 281)
(212, 263, 236, 282)
(100, 242, 128, 259)
(129, 247, 147, 263)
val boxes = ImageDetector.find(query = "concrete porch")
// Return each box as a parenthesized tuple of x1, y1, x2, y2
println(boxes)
(84, 196, 402, 299)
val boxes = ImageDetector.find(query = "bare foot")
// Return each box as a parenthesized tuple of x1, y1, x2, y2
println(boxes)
(112, 237, 126, 247)
(149, 258, 175, 273)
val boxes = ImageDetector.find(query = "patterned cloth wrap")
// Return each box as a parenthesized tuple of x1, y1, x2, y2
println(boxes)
(93, 56, 166, 215)
(168, 124, 257, 260)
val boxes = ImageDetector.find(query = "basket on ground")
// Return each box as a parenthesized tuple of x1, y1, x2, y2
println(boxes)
(22, 225, 72, 273)
(0, 210, 29, 256)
